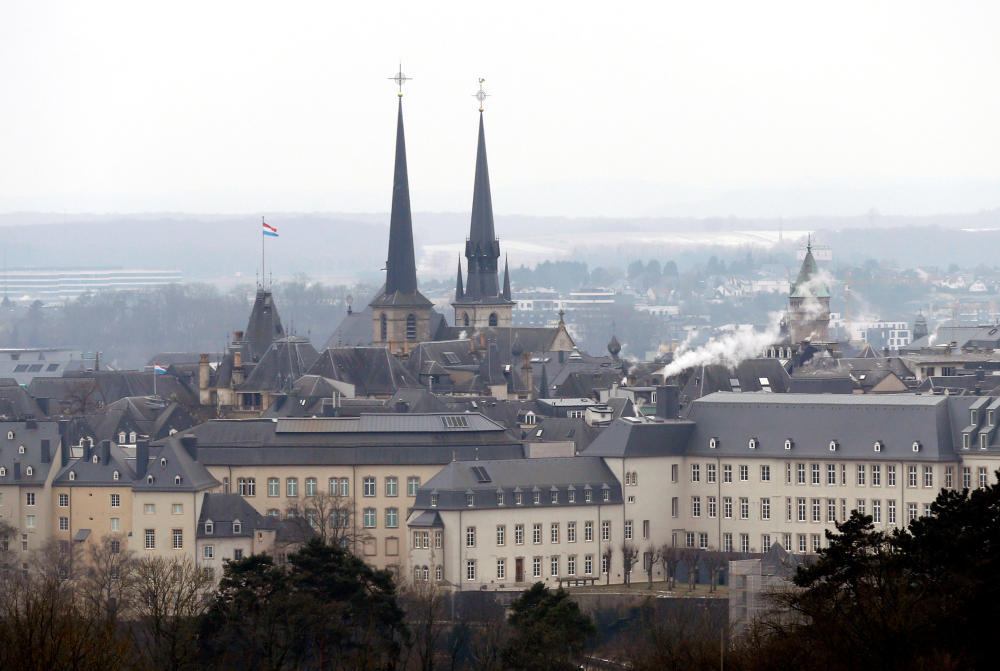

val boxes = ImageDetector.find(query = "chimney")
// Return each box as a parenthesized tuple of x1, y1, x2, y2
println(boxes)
(135, 439, 149, 479)
(655, 385, 680, 420)
(321, 398, 336, 417)
(394, 400, 409, 413)
(58, 420, 70, 467)
(520, 352, 533, 393)
(82, 438, 93, 462)
(234, 350, 242, 368)
(36, 397, 50, 415)
(99, 439, 111, 465)
(180, 434, 198, 460)
(12, 462, 20, 481)
(198, 354, 211, 394)
(234, 330, 245, 342)
(40, 439, 50, 464)
(232, 350, 244, 386)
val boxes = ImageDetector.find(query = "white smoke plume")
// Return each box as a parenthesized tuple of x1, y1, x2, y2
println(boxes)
(659, 312, 783, 380)
(794, 268, 835, 323)
(674, 329, 699, 356)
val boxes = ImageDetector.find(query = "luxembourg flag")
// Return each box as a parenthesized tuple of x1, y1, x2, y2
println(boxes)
(263, 220, 278, 237)
(152, 362, 168, 375)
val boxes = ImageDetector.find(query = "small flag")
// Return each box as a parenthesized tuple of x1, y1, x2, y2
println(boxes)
(263, 221, 278, 237)
(153, 362, 167, 375)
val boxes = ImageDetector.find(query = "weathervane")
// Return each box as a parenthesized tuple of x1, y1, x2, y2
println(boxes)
(473, 77, 488, 111)
(389, 63, 411, 97)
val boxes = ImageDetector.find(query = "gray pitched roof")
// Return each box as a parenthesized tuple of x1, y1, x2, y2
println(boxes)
(413, 456, 621, 511)
(0, 420, 61, 485)
(580, 417, 695, 458)
(307, 347, 420, 397)
(244, 288, 286, 363)
(239, 337, 319, 393)
(198, 492, 270, 538)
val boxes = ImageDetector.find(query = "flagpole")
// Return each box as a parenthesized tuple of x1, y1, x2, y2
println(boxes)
(261, 216, 266, 288)
(153, 364, 157, 397)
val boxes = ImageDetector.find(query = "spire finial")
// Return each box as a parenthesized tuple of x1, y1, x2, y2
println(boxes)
(474, 77, 488, 112)
(389, 63, 411, 98)
(807, 233, 812, 253)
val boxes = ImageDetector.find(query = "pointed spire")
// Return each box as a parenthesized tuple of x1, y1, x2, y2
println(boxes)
(461, 109, 500, 301)
(502, 256, 511, 301)
(538, 364, 549, 399)
(384, 98, 419, 296)
(455, 257, 464, 301)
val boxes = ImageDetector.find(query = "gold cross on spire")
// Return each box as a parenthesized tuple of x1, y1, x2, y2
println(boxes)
(389, 63, 411, 97)
(473, 77, 488, 112)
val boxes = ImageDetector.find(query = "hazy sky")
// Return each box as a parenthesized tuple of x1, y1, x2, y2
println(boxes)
(1, 1, 998, 217)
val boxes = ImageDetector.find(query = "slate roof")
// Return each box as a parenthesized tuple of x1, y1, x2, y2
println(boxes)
(197, 493, 271, 538)
(307, 347, 420, 397)
(87, 396, 197, 443)
(239, 337, 319, 393)
(685, 392, 974, 462)
(0, 379, 46, 419)
(412, 456, 621, 511)
(580, 417, 695, 458)
(789, 246, 829, 298)
(524, 417, 602, 451)
(244, 288, 286, 363)
(126, 439, 219, 492)
(0, 420, 61, 485)
(29, 371, 198, 413)
(52, 441, 134, 486)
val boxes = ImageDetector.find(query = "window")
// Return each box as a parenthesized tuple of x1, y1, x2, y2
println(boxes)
(533, 523, 542, 544)
(888, 500, 897, 524)
(724, 497, 733, 519)
(515, 524, 524, 545)
(435, 565, 443, 581)
(762, 534, 772, 551)
(908, 502, 918, 521)
(172, 529, 183, 549)
(691, 497, 701, 518)
(888, 465, 897, 487)
(172, 503, 183, 515)
(643, 519, 650, 539)
(748, 438, 757, 450)
(25, 492, 35, 506)
(671, 497, 678, 517)
(797, 463, 805, 484)
(568, 521, 577, 542)
(363, 477, 376, 497)
(872, 465, 881, 487)
(144, 503, 155, 514)
(286, 478, 299, 497)
(205, 520, 214, 534)
(551, 523, 560, 543)
(980, 466, 988, 488)
(945, 467, 953, 489)
(385, 508, 398, 528)
(110, 517, 120, 532)
(907, 466, 917, 488)
(723, 533, 733, 553)
(550, 490, 558, 504)
(724, 464, 732, 483)
(532, 556, 542, 578)
(57, 492, 69, 507)
(857, 465, 866, 486)
(144, 529, 155, 549)
(741, 534, 750, 554)
(740, 497, 749, 520)
(602, 488, 610, 502)
(434, 531, 442, 548)
(601, 520, 611, 541)
(827, 499, 836, 522)
(568, 489, 575, 503)
(827, 464, 836, 485)
(829, 440, 838, 452)
(385, 477, 398, 497)
(671, 464, 678, 482)
(624, 520, 633, 540)
(812, 534, 821, 552)
(515, 491, 523, 505)
(496, 525, 506, 546)
(405, 314, 417, 341)
(363, 508, 376, 528)
(708, 496, 717, 518)
(691, 464, 700, 482)
(760, 465, 771, 482)
(430, 493, 438, 507)
(466, 560, 476, 581)
(856, 499, 866, 516)
(761, 497, 771, 520)
(873, 499, 882, 523)
(305, 477, 317, 496)
(924, 466, 933, 488)
(466, 492, 474, 507)
(497, 558, 506, 580)
(585, 554, 593, 574)
(812, 498, 821, 522)
(407, 476, 420, 497)
(707, 464, 717, 483)
(204, 545, 214, 559)
(268, 478, 280, 497)
(584, 521, 593, 542)
(797, 498, 806, 522)
(567, 555, 577, 575)
(740, 465, 748, 482)
(234, 549, 243, 560)
(533, 490, 541, 505)
(58, 516, 68, 531)
(551, 555, 560, 576)
(466, 526, 476, 547)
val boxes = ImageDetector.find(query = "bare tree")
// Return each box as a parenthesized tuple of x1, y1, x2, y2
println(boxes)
(682, 549, 703, 591)
(128, 555, 214, 671)
(601, 545, 615, 585)
(621, 542, 640, 587)
(296, 490, 366, 549)
(659, 544, 683, 590)
(704, 550, 733, 594)
(78, 533, 137, 623)
(400, 579, 449, 671)
(644, 545, 662, 589)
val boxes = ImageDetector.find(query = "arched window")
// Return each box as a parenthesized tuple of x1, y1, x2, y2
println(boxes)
(380, 313, 388, 341)
(113, 470, 120, 480)
(118, 432, 126, 445)
(69, 470, 76, 481)
(463, 312, 469, 327)
(488, 313, 498, 327)
(406, 314, 417, 341)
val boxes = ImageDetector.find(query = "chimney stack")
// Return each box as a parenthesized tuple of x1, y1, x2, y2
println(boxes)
(198, 354, 211, 404)
(99, 439, 111, 465)
(655, 385, 680, 420)
(40, 439, 50, 464)
(135, 439, 149, 479)
(180, 434, 198, 460)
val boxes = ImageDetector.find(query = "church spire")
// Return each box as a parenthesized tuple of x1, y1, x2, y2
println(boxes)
(462, 81, 501, 301)
(383, 98, 419, 296)
(502, 255, 511, 301)
(455, 257, 464, 300)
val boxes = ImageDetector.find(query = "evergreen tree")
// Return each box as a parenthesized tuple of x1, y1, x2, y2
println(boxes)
(502, 583, 595, 671)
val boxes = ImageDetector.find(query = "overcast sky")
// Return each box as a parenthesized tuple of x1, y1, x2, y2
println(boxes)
(1, 1, 998, 217)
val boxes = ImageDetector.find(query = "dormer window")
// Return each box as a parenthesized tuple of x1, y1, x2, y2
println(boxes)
(174, 475, 182, 485)
(205, 520, 214, 535)
(0, 467, 5, 476)
(873, 441, 882, 453)
(990, 410, 996, 427)
(980, 433, 989, 450)
(160, 458, 167, 468)
(912, 441, 921, 453)
(18, 445, 24, 454)
(118, 432, 126, 444)
(25, 466, 33, 477)
(233, 520, 241, 534)
(971, 409, 979, 425)
(430, 493, 438, 507)
(113, 470, 120, 481)
(963, 433, 970, 450)
(496, 490, 504, 506)
(784, 439, 793, 451)
(829, 440, 838, 452)
(6, 431, 13, 440)
(147, 474, 154, 484)
(748, 438, 758, 450)
(92, 454, 98, 463)
(129, 432, 137, 443)
(68, 470, 74, 480)
(709, 437, 718, 449)
(466, 492, 474, 507)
